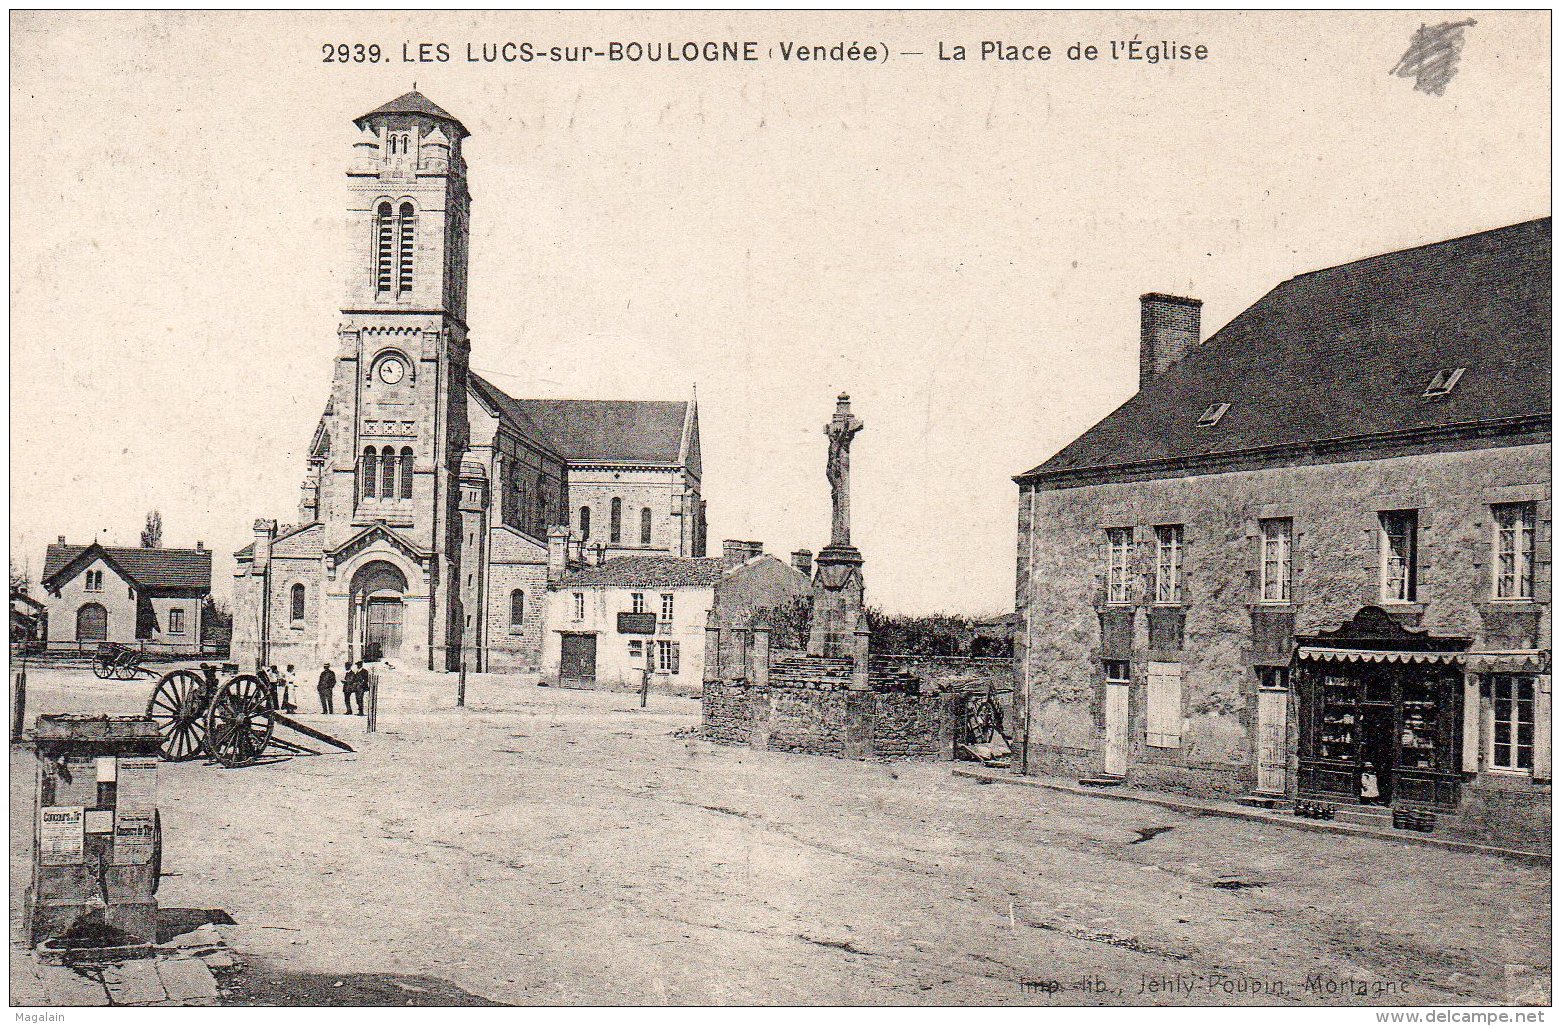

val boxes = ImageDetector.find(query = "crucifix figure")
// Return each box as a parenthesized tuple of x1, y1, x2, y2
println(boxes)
(824, 393, 865, 549)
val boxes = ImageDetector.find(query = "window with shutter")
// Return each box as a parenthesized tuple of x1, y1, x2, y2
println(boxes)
(1145, 661, 1183, 748)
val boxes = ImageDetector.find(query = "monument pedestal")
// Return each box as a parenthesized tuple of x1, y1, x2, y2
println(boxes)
(807, 544, 864, 659)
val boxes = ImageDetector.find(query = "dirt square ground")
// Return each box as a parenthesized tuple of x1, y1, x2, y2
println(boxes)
(9, 662, 1550, 1005)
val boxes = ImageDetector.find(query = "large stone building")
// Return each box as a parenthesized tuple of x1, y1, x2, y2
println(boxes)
(1013, 219, 1550, 848)
(41, 539, 212, 655)
(233, 91, 705, 673)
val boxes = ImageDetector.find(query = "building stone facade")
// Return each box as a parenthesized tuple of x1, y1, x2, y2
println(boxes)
(541, 543, 809, 695)
(1014, 219, 1551, 848)
(233, 91, 704, 673)
(41, 540, 211, 655)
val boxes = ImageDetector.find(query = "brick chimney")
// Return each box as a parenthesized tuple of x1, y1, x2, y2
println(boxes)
(791, 549, 813, 576)
(56, 535, 65, 546)
(722, 540, 763, 567)
(195, 540, 205, 551)
(547, 527, 570, 586)
(1139, 293, 1202, 388)
(252, 519, 278, 573)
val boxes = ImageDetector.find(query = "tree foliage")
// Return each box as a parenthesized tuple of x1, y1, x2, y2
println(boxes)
(140, 510, 163, 549)
(863, 606, 1015, 657)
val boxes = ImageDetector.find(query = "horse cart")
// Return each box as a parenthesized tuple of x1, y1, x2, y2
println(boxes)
(144, 666, 352, 768)
(93, 643, 149, 681)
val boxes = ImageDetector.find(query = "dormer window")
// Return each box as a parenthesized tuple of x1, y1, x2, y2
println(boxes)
(1197, 403, 1230, 427)
(1424, 367, 1465, 397)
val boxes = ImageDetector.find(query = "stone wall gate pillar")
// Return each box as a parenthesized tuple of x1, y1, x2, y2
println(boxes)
(851, 614, 871, 691)
(752, 622, 771, 688)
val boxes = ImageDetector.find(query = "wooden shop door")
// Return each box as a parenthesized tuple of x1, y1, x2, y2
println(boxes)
(560, 633, 597, 683)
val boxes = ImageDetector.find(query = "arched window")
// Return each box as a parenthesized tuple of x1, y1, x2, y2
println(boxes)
(290, 583, 306, 623)
(399, 447, 414, 499)
(579, 506, 591, 539)
(398, 202, 416, 294)
(374, 202, 394, 293)
(610, 498, 623, 543)
(380, 445, 396, 497)
(510, 589, 525, 627)
(361, 446, 378, 498)
(640, 507, 652, 546)
(535, 475, 547, 529)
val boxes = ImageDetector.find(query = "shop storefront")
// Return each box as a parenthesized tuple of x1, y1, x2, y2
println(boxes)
(1294, 607, 1469, 808)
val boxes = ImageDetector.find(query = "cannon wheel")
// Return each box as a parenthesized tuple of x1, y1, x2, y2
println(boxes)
(206, 674, 276, 768)
(146, 670, 209, 761)
(93, 647, 116, 679)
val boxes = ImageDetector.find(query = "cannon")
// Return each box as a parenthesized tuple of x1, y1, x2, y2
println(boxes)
(144, 665, 352, 767)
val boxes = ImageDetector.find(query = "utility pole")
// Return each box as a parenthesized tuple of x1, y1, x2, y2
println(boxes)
(457, 661, 467, 708)
(11, 659, 27, 743)
(639, 646, 652, 708)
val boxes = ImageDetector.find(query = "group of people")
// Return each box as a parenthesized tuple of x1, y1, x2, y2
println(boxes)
(315, 661, 376, 715)
(259, 664, 299, 712)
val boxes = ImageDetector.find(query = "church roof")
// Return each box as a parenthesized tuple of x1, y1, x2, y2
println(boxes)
(1018, 217, 1552, 485)
(43, 543, 212, 593)
(559, 555, 727, 589)
(355, 89, 469, 138)
(469, 373, 692, 466)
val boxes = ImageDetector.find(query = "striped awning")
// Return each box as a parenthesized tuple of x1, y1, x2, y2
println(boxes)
(1464, 650, 1550, 673)
(1296, 647, 1465, 665)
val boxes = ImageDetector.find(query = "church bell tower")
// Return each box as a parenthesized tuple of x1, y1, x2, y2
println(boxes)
(320, 89, 474, 669)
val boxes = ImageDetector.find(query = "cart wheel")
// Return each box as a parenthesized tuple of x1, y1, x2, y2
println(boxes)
(115, 659, 137, 681)
(147, 670, 209, 761)
(206, 674, 275, 768)
(963, 697, 1002, 745)
(93, 649, 114, 679)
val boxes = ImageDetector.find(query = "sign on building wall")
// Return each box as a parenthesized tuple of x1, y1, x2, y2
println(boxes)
(617, 612, 657, 635)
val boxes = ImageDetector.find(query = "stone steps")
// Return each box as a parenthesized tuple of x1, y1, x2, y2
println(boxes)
(1330, 805, 1393, 828)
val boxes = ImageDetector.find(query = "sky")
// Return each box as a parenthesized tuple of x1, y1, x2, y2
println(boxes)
(9, 11, 1551, 614)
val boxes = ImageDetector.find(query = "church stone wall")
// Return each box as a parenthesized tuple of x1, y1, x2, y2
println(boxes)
(485, 562, 548, 672)
(568, 467, 692, 556)
(1015, 441, 1551, 837)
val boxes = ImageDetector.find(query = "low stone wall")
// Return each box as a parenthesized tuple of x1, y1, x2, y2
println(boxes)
(701, 681, 956, 760)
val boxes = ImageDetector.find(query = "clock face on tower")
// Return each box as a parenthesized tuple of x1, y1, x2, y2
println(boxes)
(376, 355, 407, 385)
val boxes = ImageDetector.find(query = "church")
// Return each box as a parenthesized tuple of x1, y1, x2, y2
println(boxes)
(232, 90, 707, 673)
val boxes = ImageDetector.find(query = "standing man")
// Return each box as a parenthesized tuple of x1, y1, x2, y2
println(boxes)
(317, 662, 336, 714)
(341, 662, 358, 716)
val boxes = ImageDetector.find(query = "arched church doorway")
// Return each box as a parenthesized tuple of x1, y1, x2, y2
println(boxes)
(350, 561, 408, 662)
(76, 603, 108, 644)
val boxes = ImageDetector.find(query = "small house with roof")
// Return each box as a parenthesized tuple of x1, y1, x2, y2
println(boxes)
(1013, 218, 1550, 848)
(542, 540, 810, 693)
(41, 538, 212, 654)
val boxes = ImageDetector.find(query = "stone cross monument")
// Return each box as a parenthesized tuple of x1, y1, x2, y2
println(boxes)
(808, 394, 867, 659)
